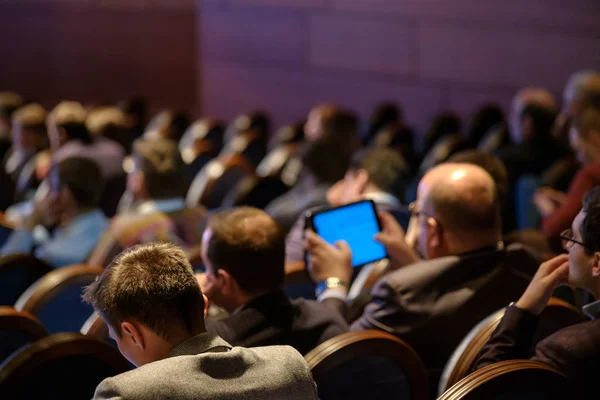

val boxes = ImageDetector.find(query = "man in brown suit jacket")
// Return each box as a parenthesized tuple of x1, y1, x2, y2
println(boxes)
(474, 186, 600, 389)
(305, 163, 539, 385)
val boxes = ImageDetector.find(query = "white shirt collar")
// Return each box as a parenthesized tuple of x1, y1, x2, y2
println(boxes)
(363, 191, 401, 208)
(137, 198, 186, 215)
(583, 298, 600, 320)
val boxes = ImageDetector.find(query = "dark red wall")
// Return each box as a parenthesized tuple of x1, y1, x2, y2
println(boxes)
(199, 0, 600, 133)
(1, 0, 599, 135)
(0, 1, 197, 115)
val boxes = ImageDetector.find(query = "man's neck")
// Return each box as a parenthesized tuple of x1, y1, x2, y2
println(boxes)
(61, 207, 95, 224)
(224, 290, 273, 313)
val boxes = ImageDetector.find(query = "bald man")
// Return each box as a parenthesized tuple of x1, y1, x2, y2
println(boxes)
(201, 207, 348, 355)
(306, 163, 538, 383)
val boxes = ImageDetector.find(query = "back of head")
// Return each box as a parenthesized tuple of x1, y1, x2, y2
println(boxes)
(119, 96, 147, 126)
(0, 91, 24, 120)
(145, 110, 191, 142)
(449, 150, 508, 206)
(564, 70, 600, 112)
(205, 207, 285, 295)
(511, 88, 557, 143)
(424, 163, 501, 239)
(48, 101, 92, 144)
(466, 104, 505, 148)
(350, 148, 410, 201)
(86, 107, 126, 137)
(423, 112, 462, 154)
(301, 108, 360, 183)
(133, 138, 187, 200)
(56, 157, 104, 209)
(367, 102, 401, 144)
(13, 103, 47, 132)
(83, 243, 205, 340)
(521, 103, 558, 141)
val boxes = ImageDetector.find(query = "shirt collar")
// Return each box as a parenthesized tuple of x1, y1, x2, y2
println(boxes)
(137, 197, 185, 215)
(363, 191, 401, 208)
(583, 299, 600, 320)
(167, 332, 232, 358)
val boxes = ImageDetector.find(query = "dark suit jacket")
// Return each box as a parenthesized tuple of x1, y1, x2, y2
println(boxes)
(206, 290, 349, 355)
(327, 244, 538, 382)
(93, 332, 319, 400)
(474, 305, 600, 386)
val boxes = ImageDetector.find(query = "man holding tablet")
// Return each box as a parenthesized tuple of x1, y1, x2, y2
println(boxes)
(305, 163, 539, 385)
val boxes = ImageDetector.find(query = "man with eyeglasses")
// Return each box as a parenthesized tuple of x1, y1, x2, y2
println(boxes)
(474, 186, 600, 386)
(305, 163, 539, 385)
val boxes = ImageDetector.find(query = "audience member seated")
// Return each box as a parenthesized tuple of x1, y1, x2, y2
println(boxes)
(0, 92, 23, 161)
(499, 88, 565, 180)
(535, 108, 600, 240)
(420, 112, 462, 159)
(86, 107, 134, 154)
(221, 111, 269, 167)
(48, 101, 125, 181)
(88, 139, 208, 267)
(286, 148, 411, 264)
(266, 106, 360, 233)
(306, 163, 537, 384)
(4, 103, 48, 203)
(474, 186, 600, 392)
(119, 96, 147, 140)
(143, 109, 191, 143)
(1, 157, 107, 268)
(199, 207, 348, 355)
(83, 243, 319, 400)
(179, 119, 224, 181)
(464, 104, 506, 149)
(364, 102, 401, 146)
(371, 122, 419, 173)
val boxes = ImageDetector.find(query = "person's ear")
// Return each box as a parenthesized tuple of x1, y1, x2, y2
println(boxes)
(202, 294, 209, 318)
(217, 269, 238, 295)
(591, 252, 600, 278)
(427, 217, 441, 248)
(121, 321, 145, 351)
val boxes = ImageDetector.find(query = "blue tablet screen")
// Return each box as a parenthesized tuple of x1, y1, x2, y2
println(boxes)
(312, 201, 387, 267)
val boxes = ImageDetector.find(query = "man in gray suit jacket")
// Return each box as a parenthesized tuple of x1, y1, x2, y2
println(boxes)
(305, 163, 538, 385)
(83, 242, 319, 400)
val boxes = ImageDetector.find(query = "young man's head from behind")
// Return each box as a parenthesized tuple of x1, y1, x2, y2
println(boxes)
(83, 243, 207, 367)
(564, 186, 600, 297)
(335, 148, 410, 206)
(11, 103, 48, 153)
(201, 207, 285, 313)
(569, 107, 600, 165)
(46, 157, 104, 224)
(127, 138, 187, 202)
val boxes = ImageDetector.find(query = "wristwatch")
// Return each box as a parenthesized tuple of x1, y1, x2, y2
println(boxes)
(315, 277, 350, 298)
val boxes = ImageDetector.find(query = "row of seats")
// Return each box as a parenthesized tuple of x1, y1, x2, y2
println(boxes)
(0, 299, 578, 399)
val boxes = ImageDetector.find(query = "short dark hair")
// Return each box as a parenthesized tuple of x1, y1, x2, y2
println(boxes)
(573, 107, 600, 138)
(302, 109, 360, 183)
(581, 186, 600, 254)
(60, 122, 93, 145)
(449, 150, 508, 206)
(521, 104, 557, 139)
(56, 157, 104, 208)
(205, 207, 285, 295)
(83, 243, 205, 340)
(349, 148, 410, 201)
(133, 138, 187, 199)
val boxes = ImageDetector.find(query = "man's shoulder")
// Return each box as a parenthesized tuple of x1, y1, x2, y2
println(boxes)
(95, 345, 316, 400)
(379, 256, 461, 290)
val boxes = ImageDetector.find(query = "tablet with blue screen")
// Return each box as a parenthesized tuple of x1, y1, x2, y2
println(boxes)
(305, 200, 388, 268)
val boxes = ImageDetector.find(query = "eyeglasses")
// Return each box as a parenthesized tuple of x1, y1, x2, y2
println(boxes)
(409, 202, 443, 234)
(560, 228, 588, 251)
